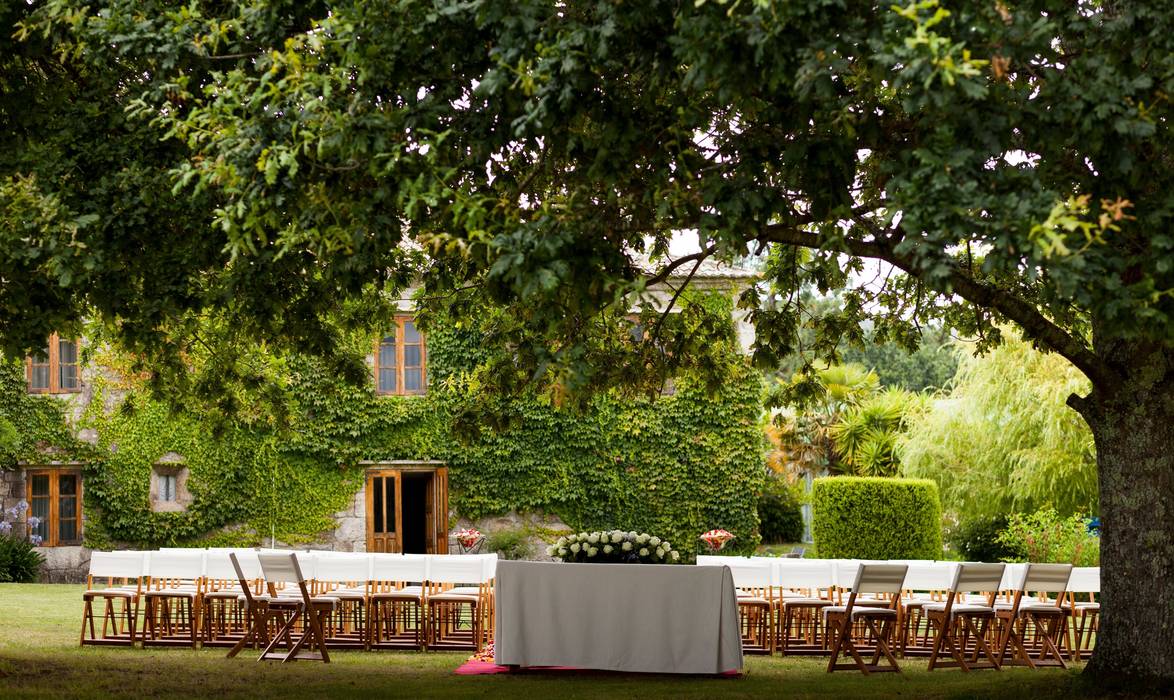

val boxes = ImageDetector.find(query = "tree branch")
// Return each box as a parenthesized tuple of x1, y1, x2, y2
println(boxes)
(756, 223, 1121, 388)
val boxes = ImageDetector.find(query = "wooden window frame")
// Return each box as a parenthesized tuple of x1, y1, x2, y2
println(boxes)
(26, 467, 83, 547)
(26, 333, 81, 395)
(373, 316, 427, 396)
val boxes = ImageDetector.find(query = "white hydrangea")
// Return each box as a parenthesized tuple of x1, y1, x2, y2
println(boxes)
(567, 534, 578, 543)
(639, 548, 650, 557)
(655, 547, 665, 558)
(559, 547, 568, 556)
(636, 534, 649, 544)
(579, 532, 589, 540)
(622, 542, 633, 552)
(671, 551, 680, 561)
(587, 533, 600, 544)
(611, 532, 623, 543)
(570, 543, 581, 553)
(603, 544, 614, 554)
(650, 536, 661, 546)
(587, 547, 598, 557)
(556, 536, 567, 546)
(662, 542, 671, 552)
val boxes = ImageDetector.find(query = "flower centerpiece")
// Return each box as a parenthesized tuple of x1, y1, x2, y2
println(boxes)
(547, 530, 680, 564)
(700, 528, 735, 552)
(453, 527, 484, 554)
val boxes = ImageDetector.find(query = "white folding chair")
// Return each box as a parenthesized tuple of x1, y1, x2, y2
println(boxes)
(425, 555, 490, 652)
(995, 563, 1072, 669)
(369, 554, 428, 650)
(141, 549, 205, 647)
(924, 563, 1005, 671)
(255, 552, 335, 663)
(80, 551, 145, 646)
(774, 559, 835, 655)
(1065, 567, 1099, 661)
(897, 560, 953, 656)
(313, 552, 372, 649)
(825, 563, 908, 674)
(725, 558, 776, 654)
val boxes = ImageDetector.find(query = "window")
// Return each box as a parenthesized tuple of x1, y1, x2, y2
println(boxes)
(26, 468, 82, 547)
(26, 334, 81, 394)
(159, 474, 177, 502)
(374, 316, 427, 395)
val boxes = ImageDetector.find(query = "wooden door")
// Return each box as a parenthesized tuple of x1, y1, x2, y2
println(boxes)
(365, 470, 402, 553)
(432, 467, 449, 554)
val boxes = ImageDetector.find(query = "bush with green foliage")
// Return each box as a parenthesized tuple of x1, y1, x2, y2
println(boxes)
(757, 476, 805, 544)
(996, 507, 1100, 566)
(483, 528, 534, 561)
(0, 534, 44, 582)
(811, 476, 942, 560)
(946, 514, 1022, 563)
(830, 388, 924, 477)
(900, 336, 1096, 521)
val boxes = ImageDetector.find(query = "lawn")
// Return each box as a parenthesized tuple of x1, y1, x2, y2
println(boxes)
(0, 583, 1107, 699)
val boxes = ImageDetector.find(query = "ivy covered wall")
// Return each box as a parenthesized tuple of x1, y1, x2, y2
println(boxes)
(0, 300, 768, 557)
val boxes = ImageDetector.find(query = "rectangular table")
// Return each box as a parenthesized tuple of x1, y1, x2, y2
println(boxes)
(494, 560, 743, 674)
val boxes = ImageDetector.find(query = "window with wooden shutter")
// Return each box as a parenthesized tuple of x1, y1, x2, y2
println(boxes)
(373, 316, 427, 396)
(26, 334, 81, 394)
(26, 468, 83, 547)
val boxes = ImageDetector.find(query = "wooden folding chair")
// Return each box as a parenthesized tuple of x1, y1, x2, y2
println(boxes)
(1063, 567, 1099, 661)
(368, 553, 428, 650)
(80, 551, 146, 646)
(225, 551, 271, 658)
(425, 554, 491, 652)
(924, 563, 1005, 671)
(254, 552, 336, 663)
(772, 559, 834, 655)
(724, 558, 777, 654)
(894, 561, 952, 657)
(995, 563, 1072, 669)
(141, 549, 205, 648)
(825, 563, 908, 674)
(313, 552, 372, 649)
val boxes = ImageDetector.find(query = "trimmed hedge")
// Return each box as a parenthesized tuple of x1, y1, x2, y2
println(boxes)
(811, 477, 942, 559)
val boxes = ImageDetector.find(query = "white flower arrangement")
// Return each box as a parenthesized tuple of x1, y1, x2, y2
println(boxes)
(547, 530, 680, 564)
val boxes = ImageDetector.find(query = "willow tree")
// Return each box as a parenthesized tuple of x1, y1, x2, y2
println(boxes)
(3, 0, 1171, 686)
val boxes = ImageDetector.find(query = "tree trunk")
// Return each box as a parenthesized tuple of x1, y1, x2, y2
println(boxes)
(1071, 354, 1174, 690)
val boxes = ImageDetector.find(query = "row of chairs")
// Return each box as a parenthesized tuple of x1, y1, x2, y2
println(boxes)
(697, 557, 1099, 673)
(80, 549, 497, 662)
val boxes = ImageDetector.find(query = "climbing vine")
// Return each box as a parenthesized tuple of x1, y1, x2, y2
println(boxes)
(0, 295, 767, 555)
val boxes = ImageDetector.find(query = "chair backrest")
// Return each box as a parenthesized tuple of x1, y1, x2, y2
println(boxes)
(851, 564, 908, 595)
(229, 550, 262, 580)
(725, 558, 773, 589)
(369, 553, 427, 583)
(774, 559, 835, 590)
(147, 549, 206, 580)
(1068, 567, 1100, 594)
(258, 552, 307, 585)
(427, 554, 489, 585)
(951, 562, 1006, 594)
(313, 552, 372, 584)
(1022, 563, 1073, 594)
(203, 551, 243, 581)
(999, 562, 1029, 591)
(88, 551, 146, 579)
(834, 560, 862, 588)
(901, 561, 952, 591)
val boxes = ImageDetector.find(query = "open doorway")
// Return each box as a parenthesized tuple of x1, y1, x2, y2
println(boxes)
(400, 472, 432, 554)
(364, 465, 449, 554)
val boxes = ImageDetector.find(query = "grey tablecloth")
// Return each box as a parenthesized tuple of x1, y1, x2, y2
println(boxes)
(494, 561, 743, 674)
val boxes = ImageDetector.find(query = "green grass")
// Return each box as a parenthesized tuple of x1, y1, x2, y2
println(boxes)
(0, 583, 1105, 699)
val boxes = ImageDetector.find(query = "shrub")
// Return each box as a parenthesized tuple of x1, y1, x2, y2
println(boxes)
(483, 528, 534, 561)
(0, 534, 44, 583)
(757, 476, 805, 543)
(996, 507, 1100, 566)
(947, 514, 1022, 562)
(811, 476, 942, 559)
